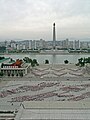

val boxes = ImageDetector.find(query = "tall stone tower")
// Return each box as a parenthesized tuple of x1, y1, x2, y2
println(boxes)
(53, 23, 56, 50)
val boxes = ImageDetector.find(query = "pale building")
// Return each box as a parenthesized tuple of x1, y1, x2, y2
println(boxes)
(11, 43, 16, 49)
(22, 44, 26, 50)
(29, 40, 32, 49)
(39, 39, 46, 49)
(80, 42, 89, 49)
(74, 40, 80, 50)
(0, 58, 30, 76)
(62, 39, 69, 49)
(16, 44, 20, 50)
(32, 40, 36, 49)
(68, 41, 74, 49)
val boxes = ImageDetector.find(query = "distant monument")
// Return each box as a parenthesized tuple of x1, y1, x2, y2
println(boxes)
(53, 23, 56, 50)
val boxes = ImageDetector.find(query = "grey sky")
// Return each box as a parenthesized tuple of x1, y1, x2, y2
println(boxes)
(0, 0, 90, 41)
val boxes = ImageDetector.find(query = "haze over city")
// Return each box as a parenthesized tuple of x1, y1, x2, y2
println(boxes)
(0, 0, 90, 41)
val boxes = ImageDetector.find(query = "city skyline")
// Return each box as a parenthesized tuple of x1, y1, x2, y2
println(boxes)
(0, 0, 90, 41)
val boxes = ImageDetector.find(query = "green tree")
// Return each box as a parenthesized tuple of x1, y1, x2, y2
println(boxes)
(78, 58, 83, 64)
(78, 58, 85, 67)
(87, 57, 90, 63)
(19, 72, 23, 77)
(23, 57, 39, 67)
(1, 63, 4, 68)
(31, 59, 39, 67)
(64, 60, 69, 64)
(45, 60, 49, 64)
(0, 57, 5, 60)
(33, 59, 38, 64)
(0, 72, 3, 77)
(77, 57, 90, 67)
(7, 72, 10, 77)
(11, 73, 14, 77)
(23, 57, 32, 63)
(16, 74, 19, 77)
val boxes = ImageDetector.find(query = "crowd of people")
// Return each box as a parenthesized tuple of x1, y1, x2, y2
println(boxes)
(31, 67, 84, 77)
(0, 81, 90, 102)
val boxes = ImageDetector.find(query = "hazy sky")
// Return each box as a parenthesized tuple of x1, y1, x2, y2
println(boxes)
(0, 0, 90, 41)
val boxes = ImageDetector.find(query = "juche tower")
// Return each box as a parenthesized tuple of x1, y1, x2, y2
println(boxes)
(53, 23, 56, 50)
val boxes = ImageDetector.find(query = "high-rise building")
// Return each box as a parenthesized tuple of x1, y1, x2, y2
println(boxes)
(80, 42, 89, 49)
(39, 39, 46, 49)
(62, 39, 69, 49)
(22, 44, 26, 50)
(68, 41, 74, 49)
(10, 40, 16, 49)
(32, 40, 36, 50)
(29, 40, 32, 49)
(74, 40, 80, 50)
(53, 23, 56, 49)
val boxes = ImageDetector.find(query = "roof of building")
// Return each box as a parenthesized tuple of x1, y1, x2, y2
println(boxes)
(15, 101, 90, 120)
(0, 58, 10, 63)
(23, 101, 90, 109)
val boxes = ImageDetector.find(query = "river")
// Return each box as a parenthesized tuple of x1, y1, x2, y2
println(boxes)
(1, 54, 90, 64)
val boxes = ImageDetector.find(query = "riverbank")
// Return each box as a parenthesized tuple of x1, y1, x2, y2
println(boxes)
(0, 52, 90, 55)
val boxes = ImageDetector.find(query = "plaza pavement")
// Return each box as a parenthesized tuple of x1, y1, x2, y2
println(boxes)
(0, 64, 90, 120)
